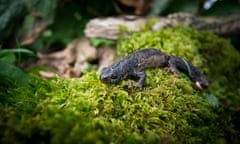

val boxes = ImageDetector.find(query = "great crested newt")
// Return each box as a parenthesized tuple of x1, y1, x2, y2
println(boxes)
(100, 48, 208, 90)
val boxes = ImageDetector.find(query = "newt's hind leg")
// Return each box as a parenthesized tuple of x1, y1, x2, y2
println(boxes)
(131, 71, 146, 89)
(165, 63, 179, 76)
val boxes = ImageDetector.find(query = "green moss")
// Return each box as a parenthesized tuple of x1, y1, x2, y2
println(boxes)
(1, 26, 240, 143)
(117, 25, 240, 107)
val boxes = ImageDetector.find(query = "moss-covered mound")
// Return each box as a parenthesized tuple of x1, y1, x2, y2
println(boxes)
(1, 26, 240, 144)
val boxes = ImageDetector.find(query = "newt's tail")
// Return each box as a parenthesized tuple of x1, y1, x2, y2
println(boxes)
(168, 56, 208, 90)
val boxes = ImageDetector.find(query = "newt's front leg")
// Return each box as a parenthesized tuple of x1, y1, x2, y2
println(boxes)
(131, 71, 146, 89)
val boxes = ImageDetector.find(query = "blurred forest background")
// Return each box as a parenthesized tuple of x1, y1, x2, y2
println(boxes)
(1, 0, 240, 50)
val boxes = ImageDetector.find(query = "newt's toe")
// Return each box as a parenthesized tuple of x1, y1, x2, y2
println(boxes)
(134, 83, 143, 89)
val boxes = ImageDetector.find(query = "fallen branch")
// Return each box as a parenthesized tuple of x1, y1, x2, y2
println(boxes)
(84, 13, 240, 40)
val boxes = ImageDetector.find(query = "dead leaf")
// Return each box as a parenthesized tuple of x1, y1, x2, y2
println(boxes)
(38, 37, 97, 78)
(39, 71, 57, 78)
(97, 47, 115, 72)
(73, 38, 97, 76)
(114, 0, 152, 15)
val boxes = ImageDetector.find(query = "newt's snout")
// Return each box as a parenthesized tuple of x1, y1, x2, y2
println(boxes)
(100, 67, 120, 83)
(100, 74, 108, 82)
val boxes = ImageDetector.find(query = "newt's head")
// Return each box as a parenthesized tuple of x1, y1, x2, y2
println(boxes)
(100, 67, 121, 83)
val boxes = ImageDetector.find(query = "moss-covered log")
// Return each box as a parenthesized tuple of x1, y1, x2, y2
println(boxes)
(0, 26, 240, 144)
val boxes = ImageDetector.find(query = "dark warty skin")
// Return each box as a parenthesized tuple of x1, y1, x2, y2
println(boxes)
(100, 48, 208, 90)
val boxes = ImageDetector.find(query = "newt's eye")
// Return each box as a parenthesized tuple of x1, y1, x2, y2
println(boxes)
(110, 74, 117, 79)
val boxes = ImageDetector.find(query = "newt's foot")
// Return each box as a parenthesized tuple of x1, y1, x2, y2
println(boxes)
(165, 67, 179, 76)
(133, 82, 143, 90)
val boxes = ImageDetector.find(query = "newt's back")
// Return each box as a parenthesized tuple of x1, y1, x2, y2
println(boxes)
(126, 48, 168, 71)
